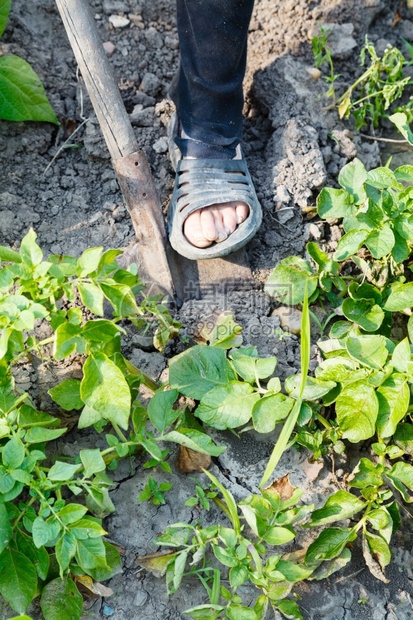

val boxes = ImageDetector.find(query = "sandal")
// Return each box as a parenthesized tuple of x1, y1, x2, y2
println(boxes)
(166, 112, 262, 261)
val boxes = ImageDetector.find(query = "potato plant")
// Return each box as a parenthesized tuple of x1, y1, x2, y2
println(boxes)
(0, 231, 224, 618)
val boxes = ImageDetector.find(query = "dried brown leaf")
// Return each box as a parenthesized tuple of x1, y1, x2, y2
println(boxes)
(136, 551, 176, 578)
(74, 575, 113, 599)
(176, 446, 211, 473)
(263, 473, 295, 502)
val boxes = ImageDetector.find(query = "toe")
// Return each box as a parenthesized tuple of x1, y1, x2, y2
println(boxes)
(184, 210, 212, 248)
(200, 208, 219, 242)
(236, 202, 249, 224)
(212, 208, 228, 243)
(219, 203, 238, 235)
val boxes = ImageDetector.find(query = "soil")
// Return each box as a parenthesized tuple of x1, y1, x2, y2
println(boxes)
(1, 0, 413, 619)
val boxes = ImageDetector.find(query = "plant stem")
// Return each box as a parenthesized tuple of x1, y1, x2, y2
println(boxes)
(112, 422, 128, 443)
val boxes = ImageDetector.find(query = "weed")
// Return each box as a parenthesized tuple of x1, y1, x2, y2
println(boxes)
(313, 30, 413, 129)
(312, 24, 341, 103)
(138, 476, 173, 505)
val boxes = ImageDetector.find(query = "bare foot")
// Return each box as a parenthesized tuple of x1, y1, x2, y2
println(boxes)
(184, 201, 249, 248)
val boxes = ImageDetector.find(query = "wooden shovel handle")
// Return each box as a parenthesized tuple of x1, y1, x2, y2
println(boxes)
(55, 0, 137, 160)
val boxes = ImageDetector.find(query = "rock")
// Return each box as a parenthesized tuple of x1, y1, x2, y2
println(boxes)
(306, 67, 321, 80)
(139, 72, 162, 97)
(152, 136, 168, 154)
(306, 222, 322, 240)
(108, 14, 130, 28)
(129, 106, 156, 127)
(134, 589, 148, 607)
(271, 306, 302, 335)
(103, 0, 129, 14)
(330, 129, 357, 160)
(102, 41, 116, 57)
(274, 184, 290, 204)
(128, 13, 143, 25)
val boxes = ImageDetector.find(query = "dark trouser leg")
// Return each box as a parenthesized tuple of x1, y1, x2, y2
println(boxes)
(170, 0, 255, 157)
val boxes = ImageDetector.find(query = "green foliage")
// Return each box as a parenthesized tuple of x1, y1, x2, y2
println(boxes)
(138, 476, 173, 505)
(155, 472, 313, 620)
(0, 2, 58, 123)
(312, 23, 341, 102)
(313, 31, 413, 129)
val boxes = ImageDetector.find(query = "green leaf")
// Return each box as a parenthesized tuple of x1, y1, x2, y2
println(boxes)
(81, 352, 131, 430)
(0, 502, 12, 553)
(0, 547, 37, 613)
(82, 319, 121, 343)
(76, 247, 103, 277)
(88, 540, 122, 582)
(148, 389, 179, 432)
(304, 491, 366, 527)
(0, 0, 11, 37)
(56, 532, 77, 575)
(75, 536, 107, 571)
(350, 458, 383, 489)
(383, 282, 413, 312)
(19, 405, 60, 428)
(376, 375, 410, 439)
(77, 405, 102, 429)
(195, 381, 260, 430)
(48, 461, 80, 482)
(365, 531, 391, 570)
(57, 504, 88, 526)
(389, 112, 413, 145)
(24, 426, 66, 444)
(336, 381, 378, 442)
(160, 428, 225, 456)
(2, 436, 24, 469)
(264, 262, 317, 305)
(227, 604, 257, 620)
(388, 461, 413, 492)
(309, 547, 351, 581)
(0, 56, 58, 123)
(252, 393, 294, 433)
(305, 528, 355, 564)
(206, 313, 243, 349)
(48, 379, 83, 411)
(229, 564, 249, 588)
(277, 600, 303, 620)
(317, 187, 354, 218)
(346, 335, 388, 369)
(169, 345, 237, 400)
(365, 223, 395, 259)
(338, 158, 367, 203)
(32, 517, 52, 548)
(342, 298, 384, 331)
(80, 449, 106, 477)
(391, 338, 412, 373)
(78, 281, 104, 316)
(284, 375, 336, 401)
(54, 322, 83, 360)
(262, 526, 295, 545)
(367, 167, 401, 190)
(275, 560, 314, 582)
(40, 578, 83, 620)
(19, 228, 43, 266)
(333, 229, 369, 261)
(183, 604, 225, 620)
(100, 282, 139, 316)
(394, 423, 413, 455)
(230, 348, 277, 383)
